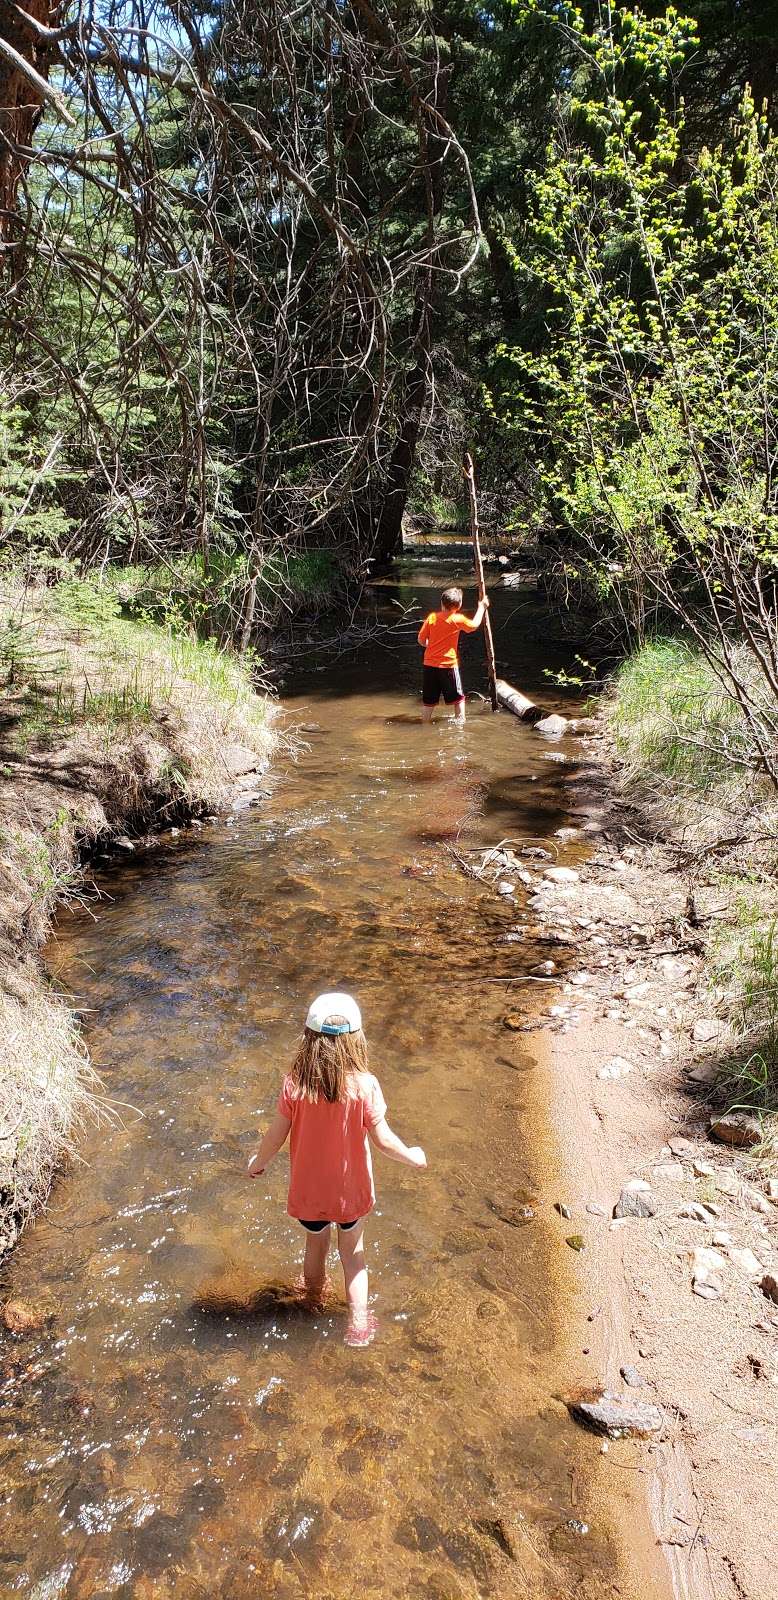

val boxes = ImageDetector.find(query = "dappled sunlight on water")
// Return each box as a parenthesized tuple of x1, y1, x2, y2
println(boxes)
(0, 569, 654, 1598)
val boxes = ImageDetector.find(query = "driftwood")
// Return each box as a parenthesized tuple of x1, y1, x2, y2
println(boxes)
(496, 678, 541, 722)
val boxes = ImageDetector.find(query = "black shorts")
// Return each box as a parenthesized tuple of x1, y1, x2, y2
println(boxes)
(422, 665, 464, 706)
(299, 1218, 359, 1232)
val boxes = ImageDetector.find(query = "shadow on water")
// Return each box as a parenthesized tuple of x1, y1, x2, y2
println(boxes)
(0, 565, 662, 1599)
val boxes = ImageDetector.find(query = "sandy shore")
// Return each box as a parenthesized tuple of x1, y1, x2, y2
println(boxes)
(516, 725, 778, 1600)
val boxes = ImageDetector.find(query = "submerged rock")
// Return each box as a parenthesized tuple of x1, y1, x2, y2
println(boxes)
(473, 1514, 518, 1561)
(263, 1497, 327, 1560)
(442, 1528, 493, 1583)
(488, 1198, 536, 1228)
(2, 1297, 56, 1334)
(709, 1112, 761, 1148)
(395, 1514, 443, 1552)
(564, 1387, 662, 1438)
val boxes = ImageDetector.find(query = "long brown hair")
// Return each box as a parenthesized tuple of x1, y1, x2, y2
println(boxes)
(288, 1019, 369, 1103)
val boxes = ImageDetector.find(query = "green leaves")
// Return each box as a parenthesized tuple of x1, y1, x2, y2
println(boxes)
(488, 1, 778, 645)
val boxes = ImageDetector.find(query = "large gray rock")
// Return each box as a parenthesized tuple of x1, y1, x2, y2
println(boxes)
(542, 866, 580, 884)
(614, 1182, 657, 1220)
(709, 1112, 761, 1148)
(224, 743, 261, 777)
(535, 714, 568, 737)
(565, 1388, 662, 1439)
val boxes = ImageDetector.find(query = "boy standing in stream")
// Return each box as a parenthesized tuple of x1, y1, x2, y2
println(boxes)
(417, 586, 489, 723)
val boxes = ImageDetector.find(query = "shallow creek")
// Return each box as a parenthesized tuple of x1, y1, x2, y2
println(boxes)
(2, 565, 660, 1599)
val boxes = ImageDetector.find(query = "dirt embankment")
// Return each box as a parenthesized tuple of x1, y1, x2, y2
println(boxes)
(0, 589, 274, 1263)
(505, 726, 778, 1600)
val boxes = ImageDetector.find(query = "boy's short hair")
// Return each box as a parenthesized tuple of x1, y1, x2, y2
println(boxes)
(441, 586, 463, 610)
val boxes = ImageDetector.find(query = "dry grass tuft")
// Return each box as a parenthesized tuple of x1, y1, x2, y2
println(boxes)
(0, 975, 106, 1254)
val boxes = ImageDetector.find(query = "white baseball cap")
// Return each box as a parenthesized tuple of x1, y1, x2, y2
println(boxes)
(305, 992, 362, 1035)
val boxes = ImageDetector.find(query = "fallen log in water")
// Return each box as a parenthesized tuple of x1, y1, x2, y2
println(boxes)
(495, 678, 542, 723)
(496, 678, 595, 738)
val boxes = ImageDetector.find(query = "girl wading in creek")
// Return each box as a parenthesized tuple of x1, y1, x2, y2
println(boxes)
(247, 992, 427, 1346)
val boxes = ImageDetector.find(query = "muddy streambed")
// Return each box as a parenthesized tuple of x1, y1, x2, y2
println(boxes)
(1, 567, 662, 1599)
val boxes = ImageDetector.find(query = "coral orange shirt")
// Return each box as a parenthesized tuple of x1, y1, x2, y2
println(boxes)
(277, 1071, 387, 1223)
(418, 609, 479, 668)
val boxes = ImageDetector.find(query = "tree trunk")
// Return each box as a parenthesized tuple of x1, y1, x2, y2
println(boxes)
(370, 318, 430, 568)
(0, 1, 56, 253)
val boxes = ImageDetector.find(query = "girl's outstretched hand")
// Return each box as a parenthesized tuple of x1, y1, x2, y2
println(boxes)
(407, 1146, 427, 1169)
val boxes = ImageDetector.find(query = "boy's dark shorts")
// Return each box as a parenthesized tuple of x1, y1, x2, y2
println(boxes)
(422, 665, 464, 706)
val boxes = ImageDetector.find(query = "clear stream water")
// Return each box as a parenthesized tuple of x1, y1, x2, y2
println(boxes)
(0, 563, 662, 1599)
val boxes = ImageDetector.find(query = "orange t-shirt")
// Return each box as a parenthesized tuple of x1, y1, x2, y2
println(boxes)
(277, 1071, 387, 1223)
(418, 609, 479, 668)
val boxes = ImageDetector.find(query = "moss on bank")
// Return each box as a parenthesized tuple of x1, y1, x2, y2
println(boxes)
(0, 578, 274, 1257)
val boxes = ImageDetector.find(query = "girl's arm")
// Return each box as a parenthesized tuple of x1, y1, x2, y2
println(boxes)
(247, 1110, 291, 1177)
(368, 1118, 427, 1169)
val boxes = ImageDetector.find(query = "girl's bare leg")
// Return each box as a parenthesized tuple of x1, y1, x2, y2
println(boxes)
(302, 1226, 331, 1299)
(338, 1222, 375, 1345)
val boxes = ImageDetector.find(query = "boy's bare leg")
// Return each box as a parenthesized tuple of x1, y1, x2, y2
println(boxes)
(452, 699, 466, 723)
(421, 703, 435, 723)
(302, 1226, 331, 1299)
(338, 1222, 376, 1344)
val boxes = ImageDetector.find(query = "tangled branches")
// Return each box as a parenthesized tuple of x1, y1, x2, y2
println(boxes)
(0, 0, 481, 640)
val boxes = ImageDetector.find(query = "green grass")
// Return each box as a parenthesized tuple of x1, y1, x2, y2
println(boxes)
(1, 577, 272, 752)
(719, 917, 778, 1116)
(608, 638, 748, 790)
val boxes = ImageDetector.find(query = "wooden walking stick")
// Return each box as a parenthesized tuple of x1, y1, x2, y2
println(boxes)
(463, 452, 498, 711)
